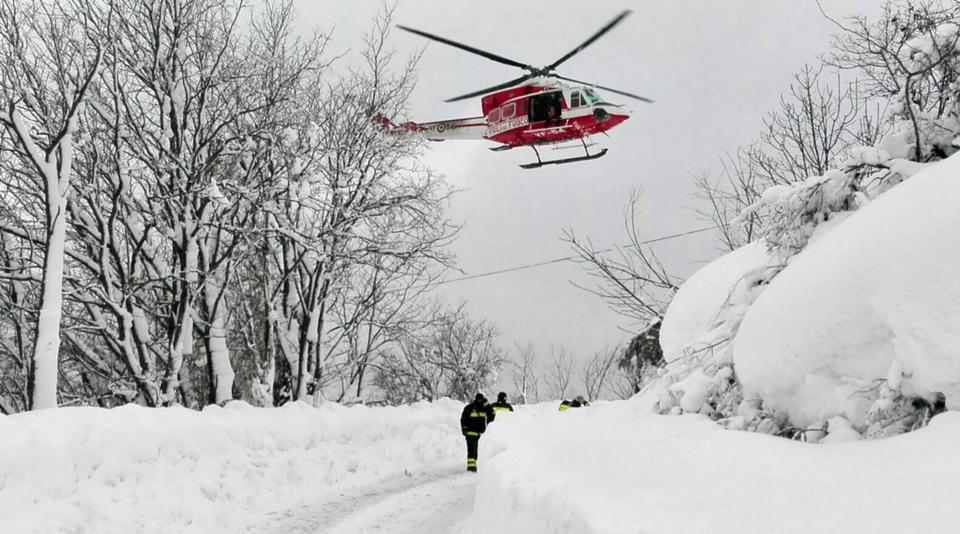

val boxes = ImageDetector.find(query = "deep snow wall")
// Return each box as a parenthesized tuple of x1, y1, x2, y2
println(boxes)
(734, 153, 960, 428)
(464, 398, 960, 534)
(0, 399, 463, 533)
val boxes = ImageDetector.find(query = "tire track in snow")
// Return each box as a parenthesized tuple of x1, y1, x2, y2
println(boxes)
(250, 466, 475, 534)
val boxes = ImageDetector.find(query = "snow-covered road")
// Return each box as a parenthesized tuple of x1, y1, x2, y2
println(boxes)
(249, 465, 475, 534)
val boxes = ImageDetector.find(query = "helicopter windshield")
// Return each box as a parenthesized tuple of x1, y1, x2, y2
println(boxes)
(583, 88, 601, 104)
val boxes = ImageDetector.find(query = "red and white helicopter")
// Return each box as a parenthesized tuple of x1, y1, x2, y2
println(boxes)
(394, 10, 651, 169)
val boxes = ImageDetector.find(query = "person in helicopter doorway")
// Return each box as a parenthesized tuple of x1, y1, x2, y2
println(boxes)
(546, 101, 561, 126)
(558, 395, 590, 411)
(491, 392, 514, 414)
(460, 392, 496, 472)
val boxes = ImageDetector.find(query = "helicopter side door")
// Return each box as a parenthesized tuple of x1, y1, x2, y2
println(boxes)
(528, 91, 563, 126)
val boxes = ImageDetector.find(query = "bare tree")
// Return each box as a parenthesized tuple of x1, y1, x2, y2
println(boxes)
(564, 189, 680, 328)
(543, 345, 575, 400)
(692, 148, 764, 252)
(822, 0, 960, 161)
(582, 345, 619, 401)
(756, 65, 862, 184)
(373, 303, 505, 405)
(509, 342, 539, 404)
(694, 62, 883, 251)
(0, 0, 101, 409)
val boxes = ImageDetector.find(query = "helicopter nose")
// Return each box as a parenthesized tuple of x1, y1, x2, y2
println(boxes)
(594, 106, 630, 125)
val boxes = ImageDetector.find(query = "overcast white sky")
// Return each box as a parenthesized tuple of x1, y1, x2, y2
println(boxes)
(293, 0, 881, 366)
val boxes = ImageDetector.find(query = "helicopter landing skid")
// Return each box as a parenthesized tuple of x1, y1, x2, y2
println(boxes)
(519, 141, 607, 169)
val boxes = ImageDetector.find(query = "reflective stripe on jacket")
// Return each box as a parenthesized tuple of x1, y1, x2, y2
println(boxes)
(460, 401, 494, 435)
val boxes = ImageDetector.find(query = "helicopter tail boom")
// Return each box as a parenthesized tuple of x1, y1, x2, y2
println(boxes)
(375, 114, 487, 141)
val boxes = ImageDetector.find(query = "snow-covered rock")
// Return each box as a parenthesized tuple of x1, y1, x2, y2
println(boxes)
(734, 153, 960, 429)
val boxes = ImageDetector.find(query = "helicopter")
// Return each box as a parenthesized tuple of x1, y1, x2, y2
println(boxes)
(393, 10, 652, 169)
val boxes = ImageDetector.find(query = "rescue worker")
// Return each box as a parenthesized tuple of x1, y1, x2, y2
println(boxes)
(559, 395, 590, 411)
(460, 392, 495, 472)
(491, 392, 514, 413)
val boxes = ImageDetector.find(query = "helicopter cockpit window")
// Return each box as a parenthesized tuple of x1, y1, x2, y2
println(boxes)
(570, 92, 584, 107)
(583, 88, 601, 104)
(501, 103, 516, 119)
(487, 108, 501, 123)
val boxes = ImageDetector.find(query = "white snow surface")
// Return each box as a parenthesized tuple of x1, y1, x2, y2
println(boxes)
(463, 397, 960, 534)
(734, 153, 960, 428)
(0, 399, 464, 533)
(659, 240, 771, 366)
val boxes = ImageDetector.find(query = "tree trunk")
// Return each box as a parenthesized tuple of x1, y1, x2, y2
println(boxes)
(204, 275, 235, 405)
(31, 195, 67, 410)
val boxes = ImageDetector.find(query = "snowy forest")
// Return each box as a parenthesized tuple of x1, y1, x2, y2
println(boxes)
(0, 0, 502, 412)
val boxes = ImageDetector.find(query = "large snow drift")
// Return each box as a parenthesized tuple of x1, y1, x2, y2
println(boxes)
(463, 398, 960, 534)
(734, 153, 960, 428)
(659, 240, 771, 366)
(0, 400, 463, 533)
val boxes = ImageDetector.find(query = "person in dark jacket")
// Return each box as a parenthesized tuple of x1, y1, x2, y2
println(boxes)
(460, 392, 495, 472)
(491, 391, 514, 414)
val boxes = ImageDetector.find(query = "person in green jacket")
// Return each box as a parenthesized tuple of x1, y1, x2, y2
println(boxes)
(559, 395, 590, 411)
(491, 392, 514, 414)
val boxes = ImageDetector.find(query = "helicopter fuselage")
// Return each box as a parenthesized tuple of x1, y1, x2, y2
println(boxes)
(409, 80, 631, 147)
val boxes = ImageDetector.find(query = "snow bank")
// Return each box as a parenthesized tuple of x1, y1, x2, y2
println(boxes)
(0, 399, 463, 533)
(653, 241, 774, 420)
(464, 399, 960, 534)
(659, 240, 771, 366)
(734, 153, 960, 429)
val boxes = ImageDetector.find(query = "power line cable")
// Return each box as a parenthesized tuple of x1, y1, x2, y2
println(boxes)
(431, 226, 714, 288)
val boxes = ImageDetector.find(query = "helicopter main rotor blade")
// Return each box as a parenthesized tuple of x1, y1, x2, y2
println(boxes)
(397, 25, 532, 71)
(554, 75, 654, 103)
(445, 74, 535, 102)
(546, 10, 632, 71)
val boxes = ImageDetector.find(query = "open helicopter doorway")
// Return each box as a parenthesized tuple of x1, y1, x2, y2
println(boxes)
(528, 91, 563, 125)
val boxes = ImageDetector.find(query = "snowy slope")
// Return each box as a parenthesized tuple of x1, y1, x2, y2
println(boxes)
(734, 152, 960, 429)
(464, 397, 960, 534)
(0, 400, 464, 534)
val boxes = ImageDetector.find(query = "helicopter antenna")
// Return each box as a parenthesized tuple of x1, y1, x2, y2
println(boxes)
(397, 10, 652, 103)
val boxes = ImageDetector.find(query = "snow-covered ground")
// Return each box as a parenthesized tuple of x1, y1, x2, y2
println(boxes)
(5, 395, 960, 533)
(464, 397, 960, 534)
(0, 399, 467, 534)
(251, 467, 474, 534)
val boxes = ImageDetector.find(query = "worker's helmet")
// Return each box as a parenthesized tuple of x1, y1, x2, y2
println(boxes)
(497, 392, 508, 402)
(574, 395, 587, 404)
(474, 392, 486, 402)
